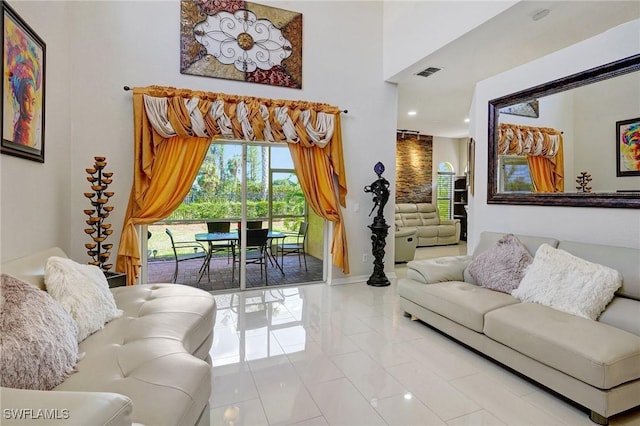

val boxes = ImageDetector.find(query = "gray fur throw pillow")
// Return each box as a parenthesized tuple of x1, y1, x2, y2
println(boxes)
(468, 234, 533, 294)
(0, 274, 79, 390)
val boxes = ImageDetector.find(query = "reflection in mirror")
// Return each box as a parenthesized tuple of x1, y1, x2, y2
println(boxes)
(488, 54, 640, 208)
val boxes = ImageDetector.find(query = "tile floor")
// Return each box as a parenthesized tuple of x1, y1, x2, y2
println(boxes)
(207, 245, 640, 426)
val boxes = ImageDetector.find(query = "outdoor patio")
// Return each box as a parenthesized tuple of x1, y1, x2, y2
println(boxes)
(146, 251, 323, 292)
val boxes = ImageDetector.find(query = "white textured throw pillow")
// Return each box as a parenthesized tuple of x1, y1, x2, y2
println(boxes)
(0, 274, 79, 390)
(45, 257, 122, 342)
(512, 244, 622, 320)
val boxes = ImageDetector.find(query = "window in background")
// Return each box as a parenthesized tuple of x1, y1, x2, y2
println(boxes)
(436, 162, 455, 220)
(499, 155, 534, 193)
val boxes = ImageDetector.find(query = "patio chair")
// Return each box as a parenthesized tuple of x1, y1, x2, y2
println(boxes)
(232, 228, 269, 285)
(165, 228, 208, 283)
(273, 222, 308, 271)
(246, 221, 263, 229)
(206, 221, 233, 263)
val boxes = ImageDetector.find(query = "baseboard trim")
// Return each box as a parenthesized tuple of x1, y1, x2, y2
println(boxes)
(329, 271, 397, 285)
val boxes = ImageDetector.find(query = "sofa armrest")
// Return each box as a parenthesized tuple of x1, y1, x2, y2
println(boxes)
(395, 227, 417, 237)
(0, 388, 132, 426)
(406, 255, 471, 284)
(439, 219, 459, 226)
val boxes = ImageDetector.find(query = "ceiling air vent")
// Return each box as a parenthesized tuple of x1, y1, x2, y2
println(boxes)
(416, 67, 442, 78)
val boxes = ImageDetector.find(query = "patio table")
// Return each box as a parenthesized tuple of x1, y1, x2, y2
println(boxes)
(195, 231, 286, 282)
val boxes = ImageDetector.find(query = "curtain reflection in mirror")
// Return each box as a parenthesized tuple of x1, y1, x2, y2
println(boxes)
(498, 124, 564, 192)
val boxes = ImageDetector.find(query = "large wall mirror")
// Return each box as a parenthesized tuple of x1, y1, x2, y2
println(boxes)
(488, 54, 640, 208)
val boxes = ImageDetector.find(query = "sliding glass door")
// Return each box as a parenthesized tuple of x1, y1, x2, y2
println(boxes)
(144, 141, 324, 291)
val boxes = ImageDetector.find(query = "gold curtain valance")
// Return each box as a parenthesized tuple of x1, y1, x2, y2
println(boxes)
(498, 123, 562, 158)
(116, 86, 349, 285)
(498, 123, 564, 193)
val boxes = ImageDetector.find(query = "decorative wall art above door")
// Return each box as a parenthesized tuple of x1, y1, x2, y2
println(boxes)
(181, 0, 302, 89)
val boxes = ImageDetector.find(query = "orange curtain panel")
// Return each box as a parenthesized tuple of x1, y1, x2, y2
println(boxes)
(116, 86, 349, 284)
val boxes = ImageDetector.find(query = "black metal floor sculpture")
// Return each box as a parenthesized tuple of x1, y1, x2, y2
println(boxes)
(364, 162, 390, 287)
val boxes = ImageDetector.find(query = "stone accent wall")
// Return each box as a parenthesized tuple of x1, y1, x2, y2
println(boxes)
(395, 133, 433, 203)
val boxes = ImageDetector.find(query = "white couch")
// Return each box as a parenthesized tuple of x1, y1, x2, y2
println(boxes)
(1, 247, 216, 426)
(398, 232, 640, 425)
(395, 203, 460, 246)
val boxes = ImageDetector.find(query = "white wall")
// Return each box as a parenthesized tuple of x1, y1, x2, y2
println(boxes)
(382, 0, 517, 81)
(469, 19, 640, 252)
(432, 136, 464, 182)
(573, 72, 640, 191)
(0, 2, 72, 260)
(0, 1, 397, 280)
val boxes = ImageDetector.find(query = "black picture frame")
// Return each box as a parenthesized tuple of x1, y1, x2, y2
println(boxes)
(1, 1, 46, 163)
(616, 117, 640, 177)
(488, 54, 640, 209)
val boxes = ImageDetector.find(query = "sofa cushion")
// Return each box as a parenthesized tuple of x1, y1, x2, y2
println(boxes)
(397, 279, 519, 332)
(471, 232, 559, 259)
(56, 284, 216, 426)
(407, 256, 471, 284)
(468, 234, 533, 294)
(415, 226, 438, 239)
(484, 302, 640, 389)
(45, 257, 123, 342)
(464, 232, 559, 285)
(396, 203, 418, 214)
(402, 212, 423, 228)
(437, 224, 457, 237)
(0, 274, 79, 390)
(512, 244, 622, 320)
(598, 297, 640, 337)
(419, 212, 440, 226)
(558, 241, 640, 301)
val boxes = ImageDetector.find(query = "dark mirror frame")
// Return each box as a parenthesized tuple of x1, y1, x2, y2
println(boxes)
(487, 54, 640, 209)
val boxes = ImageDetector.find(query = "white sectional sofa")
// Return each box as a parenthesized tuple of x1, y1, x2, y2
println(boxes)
(0, 247, 216, 426)
(398, 232, 640, 425)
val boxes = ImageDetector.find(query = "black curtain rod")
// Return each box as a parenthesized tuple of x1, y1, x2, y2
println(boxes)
(123, 86, 348, 113)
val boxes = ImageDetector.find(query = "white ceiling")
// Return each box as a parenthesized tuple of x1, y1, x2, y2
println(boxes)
(395, 1, 640, 139)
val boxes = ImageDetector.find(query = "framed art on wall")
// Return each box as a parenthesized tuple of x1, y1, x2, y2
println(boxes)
(180, 0, 302, 89)
(1, 1, 46, 163)
(466, 137, 475, 195)
(616, 117, 640, 177)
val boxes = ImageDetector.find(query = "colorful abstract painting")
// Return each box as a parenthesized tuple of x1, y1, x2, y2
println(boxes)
(181, 0, 302, 89)
(2, 2, 46, 162)
(616, 117, 640, 177)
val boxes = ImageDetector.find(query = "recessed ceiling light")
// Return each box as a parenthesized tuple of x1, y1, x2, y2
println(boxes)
(408, 110, 417, 116)
(464, 118, 470, 123)
(532, 9, 550, 22)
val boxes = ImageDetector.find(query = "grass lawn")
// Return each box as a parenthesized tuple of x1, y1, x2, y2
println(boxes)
(147, 220, 297, 259)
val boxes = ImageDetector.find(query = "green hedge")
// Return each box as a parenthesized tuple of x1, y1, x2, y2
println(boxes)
(169, 200, 304, 221)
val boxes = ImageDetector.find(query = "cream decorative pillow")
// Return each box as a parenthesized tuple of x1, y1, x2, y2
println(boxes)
(468, 234, 533, 294)
(45, 257, 122, 342)
(512, 244, 622, 320)
(0, 274, 79, 390)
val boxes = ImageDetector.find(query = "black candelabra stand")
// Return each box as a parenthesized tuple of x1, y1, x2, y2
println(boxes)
(575, 171, 593, 193)
(364, 162, 390, 287)
(83, 156, 115, 272)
